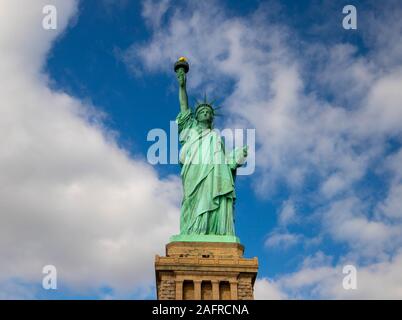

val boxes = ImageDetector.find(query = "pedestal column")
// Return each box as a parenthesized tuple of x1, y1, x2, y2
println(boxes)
(212, 280, 220, 300)
(230, 280, 238, 300)
(194, 280, 202, 300)
(175, 280, 183, 300)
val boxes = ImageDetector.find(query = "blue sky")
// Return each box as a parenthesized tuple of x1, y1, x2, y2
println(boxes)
(1, 0, 402, 299)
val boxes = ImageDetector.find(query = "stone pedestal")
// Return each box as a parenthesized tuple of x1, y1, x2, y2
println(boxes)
(155, 241, 258, 300)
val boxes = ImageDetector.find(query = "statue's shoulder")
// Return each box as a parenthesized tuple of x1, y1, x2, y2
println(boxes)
(176, 109, 195, 128)
(176, 108, 193, 117)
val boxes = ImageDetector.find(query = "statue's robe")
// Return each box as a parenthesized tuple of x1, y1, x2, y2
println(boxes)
(176, 109, 236, 235)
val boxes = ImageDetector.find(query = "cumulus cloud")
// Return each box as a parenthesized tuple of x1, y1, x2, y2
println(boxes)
(255, 250, 402, 299)
(254, 278, 286, 300)
(0, 0, 180, 298)
(2, 0, 400, 300)
(264, 231, 301, 250)
(125, 0, 402, 298)
(126, 0, 401, 198)
(264, 200, 302, 250)
(321, 197, 402, 259)
(278, 200, 297, 226)
(265, 250, 402, 299)
(142, 0, 171, 29)
(378, 149, 402, 221)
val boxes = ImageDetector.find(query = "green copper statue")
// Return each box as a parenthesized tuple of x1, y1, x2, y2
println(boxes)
(171, 57, 248, 242)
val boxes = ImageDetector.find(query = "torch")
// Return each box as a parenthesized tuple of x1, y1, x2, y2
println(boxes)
(174, 56, 189, 74)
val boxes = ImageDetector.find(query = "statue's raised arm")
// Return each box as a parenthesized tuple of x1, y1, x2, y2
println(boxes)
(174, 57, 189, 113)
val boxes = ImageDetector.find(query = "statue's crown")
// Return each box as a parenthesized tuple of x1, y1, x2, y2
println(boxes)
(195, 103, 214, 115)
(194, 94, 220, 117)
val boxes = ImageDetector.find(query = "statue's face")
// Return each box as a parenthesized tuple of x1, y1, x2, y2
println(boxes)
(196, 107, 213, 123)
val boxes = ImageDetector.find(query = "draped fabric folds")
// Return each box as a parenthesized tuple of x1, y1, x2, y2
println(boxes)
(176, 109, 236, 235)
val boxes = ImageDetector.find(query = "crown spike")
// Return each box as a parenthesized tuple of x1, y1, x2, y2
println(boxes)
(194, 94, 224, 118)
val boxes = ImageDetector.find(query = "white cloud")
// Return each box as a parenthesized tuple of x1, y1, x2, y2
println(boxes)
(0, 0, 180, 298)
(279, 251, 402, 299)
(254, 278, 286, 300)
(126, 0, 402, 298)
(322, 197, 402, 259)
(379, 184, 402, 219)
(378, 149, 402, 220)
(126, 0, 397, 199)
(142, 0, 171, 29)
(278, 200, 297, 226)
(265, 231, 301, 249)
(360, 68, 402, 136)
(8, 0, 402, 299)
(255, 250, 402, 299)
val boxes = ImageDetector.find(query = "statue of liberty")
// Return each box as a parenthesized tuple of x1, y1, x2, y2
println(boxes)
(171, 57, 248, 242)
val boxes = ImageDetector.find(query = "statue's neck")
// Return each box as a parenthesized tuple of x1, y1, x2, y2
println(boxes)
(197, 121, 211, 130)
